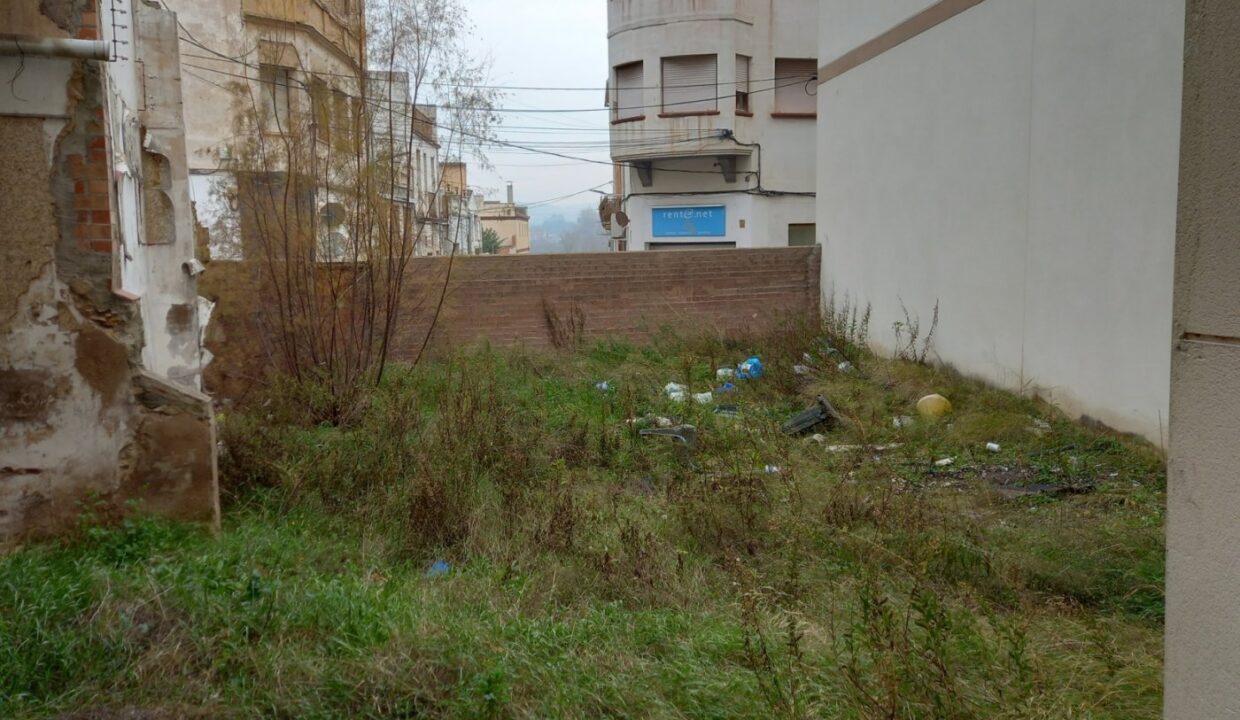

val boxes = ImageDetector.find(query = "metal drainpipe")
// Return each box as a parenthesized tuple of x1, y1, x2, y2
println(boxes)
(0, 35, 110, 61)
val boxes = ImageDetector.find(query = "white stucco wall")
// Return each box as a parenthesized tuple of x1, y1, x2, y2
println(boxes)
(609, 0, 818, 250)
(816, 0, 1185, 441)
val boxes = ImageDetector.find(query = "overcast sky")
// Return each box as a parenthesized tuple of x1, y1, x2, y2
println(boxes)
(464, 0, 612, 222)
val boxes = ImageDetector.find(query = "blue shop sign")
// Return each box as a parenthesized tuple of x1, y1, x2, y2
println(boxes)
(652, 205, 727, 237)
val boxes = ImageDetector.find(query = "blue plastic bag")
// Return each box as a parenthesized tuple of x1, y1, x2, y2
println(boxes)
(736, 356, 763, 380)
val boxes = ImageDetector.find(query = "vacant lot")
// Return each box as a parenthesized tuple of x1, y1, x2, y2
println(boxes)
(1, 318, 1165, 719)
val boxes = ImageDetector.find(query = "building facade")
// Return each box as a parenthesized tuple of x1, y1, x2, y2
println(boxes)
(1, 0, 218, 545)
(480, 184, 531, 255)
(606, 0, 818, 251)
(163, 0, 367, 259)
(814, 0, 1185, 443)
(442, 161, 485, 255)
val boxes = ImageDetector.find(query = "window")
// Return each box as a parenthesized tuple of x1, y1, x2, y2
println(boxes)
(735, 55, 751, 114)
(259, 64, 291, 130)
(661, 54, 717, 116)
(309, 76, 331, 143)
(774, 58, 817, 116)
(613, 61, 644, 121)
(332, 90, 351, 149)
(788, 223, 817, 247)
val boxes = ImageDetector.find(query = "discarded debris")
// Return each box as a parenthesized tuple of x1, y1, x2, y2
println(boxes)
(802, 352, 815, 365)
(985, 442, 1002, 453)
(713, 404, 739, 417)
(628, 415, 674, 429)
(781, 395, 843, 435)
(793, 364, 813, 376)
(714, 382, 737, 394)
(639, 424, 698, 450)
(824, 443, 902, 453)
(837, 361, 854, 373)
(763, 465, 782, 475)
(664, 382, 688, 402)
(426, 560, 451, 578)
(893, 415, 916, 429)
(693, 392, 714, 405)
(716, 368, 735, 379)
(595, 381, 612, 392)
(736, 356, 764, 380)
(934, 457, 956, 467)
(917, 394, 953, 418)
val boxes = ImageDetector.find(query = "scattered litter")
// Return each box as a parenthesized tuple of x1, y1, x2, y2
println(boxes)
(639, 424, 698, 450)
(893, 415, 916, 429)
(627, 415, 674, 429)
(917, 394, 953, 418)
(837, 361, 854, 373)
(714, 382, 737, 394)
(793, 364, 813, 376)
(802, 352, 815, 365)
(821, 443, 902, 453)
(781, 395, 843, 435)
(692, 392, 714, 405)
(664, 382, 688, 402)
(736, 356, 764, 380)
(806, 434, 828, 443)
(985, 442, 1002, 453)
(824, 345, 843, 358)
(595, 381, 612, 392)
(716, 368, 735, 379)
(763, 465, 782, 475)
(713, 404, 739, 417)
(934, 457, 955, 467)
(426, 560, 451, 577)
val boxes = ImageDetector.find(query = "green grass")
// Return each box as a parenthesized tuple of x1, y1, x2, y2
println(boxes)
(0, 322, 1165, 718)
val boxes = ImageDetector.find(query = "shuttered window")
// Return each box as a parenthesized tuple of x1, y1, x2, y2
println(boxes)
(774, 58, 817, 115)
(662, 54, 717, 115)
(614, 62, 644, 120)
(735, 55, 751, 113)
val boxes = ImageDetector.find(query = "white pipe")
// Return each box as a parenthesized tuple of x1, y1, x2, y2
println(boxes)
(0, 36, 110, 61)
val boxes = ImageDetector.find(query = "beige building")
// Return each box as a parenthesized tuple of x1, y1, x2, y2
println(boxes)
(163, 0, 367, 258)
(480, 184, 531, 255)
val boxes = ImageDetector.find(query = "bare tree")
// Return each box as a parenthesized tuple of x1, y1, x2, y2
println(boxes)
(216, 0, 500, 424)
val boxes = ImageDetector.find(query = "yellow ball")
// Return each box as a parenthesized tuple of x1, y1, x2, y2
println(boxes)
(916, 394, 953, 418)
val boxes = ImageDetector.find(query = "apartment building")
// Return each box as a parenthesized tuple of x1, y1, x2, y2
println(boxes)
(480, 184, 531, 256)
(606, 0, 819, 251)
(163, 0, 367, 259)
(368, 72, 449, 256)
(442, 161, 485, 255)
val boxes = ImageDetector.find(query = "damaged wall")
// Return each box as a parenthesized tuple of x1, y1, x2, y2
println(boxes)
(0, 0, 219, 547)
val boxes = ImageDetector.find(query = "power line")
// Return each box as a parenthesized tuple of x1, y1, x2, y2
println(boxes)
(179, 62, 751, 179)
(524, 182, 613, 209)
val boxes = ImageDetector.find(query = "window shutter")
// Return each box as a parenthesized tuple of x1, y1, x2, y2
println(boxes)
(735, 55, 751, 112)
(774, 58, 817, 115)
(662, 54, 717, 114)
(615, 62, 644, 120)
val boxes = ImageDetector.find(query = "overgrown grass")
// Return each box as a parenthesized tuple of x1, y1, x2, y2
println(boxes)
(1, 318, 1165, 718)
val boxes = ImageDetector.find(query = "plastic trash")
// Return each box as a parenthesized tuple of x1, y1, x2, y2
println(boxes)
(763, 465, 782, 475)
(986, 442, 1002, 453)
(714, 404, 739, 417)
(664, 382, 688, 402)
(893, 415, 915, 429)
(781, 395, 843, 435)
(793, 365, 813, 376)
(736, 356, 764, 380)
(595, 381, 612, 392)
(934, 457, 955, 467)
(716, 368, 735, 379)
(802, 353, 815, 365)
(426, 560, 451, 577)
(917, 394, 953, 418)
(837, 361, 854, 373)
(714, 382, 737, 394)
(693, 392, 714, 405)
(639, 424, 698, 450)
